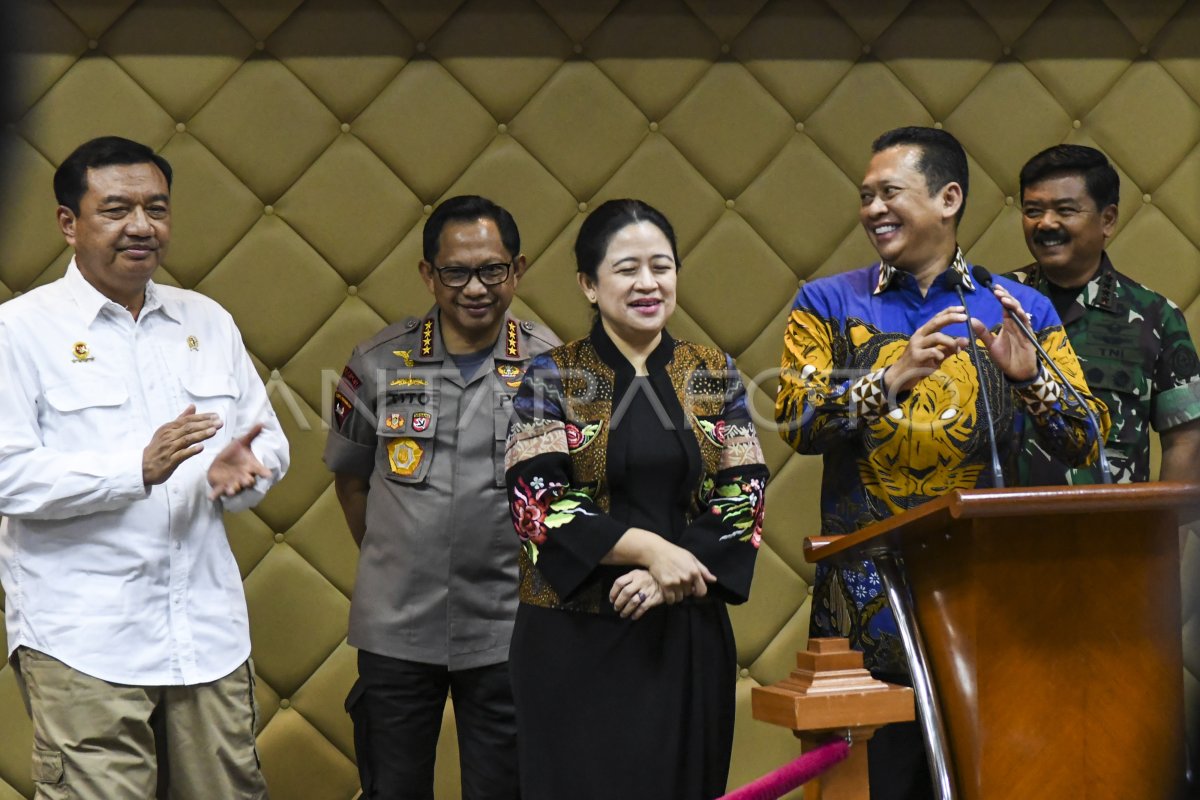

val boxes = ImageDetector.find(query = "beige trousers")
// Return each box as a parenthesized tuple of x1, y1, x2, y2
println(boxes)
(15, 647, 268, 800)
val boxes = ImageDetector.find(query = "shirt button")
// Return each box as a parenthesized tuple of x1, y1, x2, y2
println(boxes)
(174, 542, 181, 550)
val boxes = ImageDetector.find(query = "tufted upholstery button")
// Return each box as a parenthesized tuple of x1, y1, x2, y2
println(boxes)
(573, 43, 583, 55)
(739, 668, 750, 679)
(270, 369, 281, 381)
(795, 121, 805, 132)
(255, 41, 265, 51)
(861, 43, 871, 55)
(1002, 46, 1012, 56)
(273, 533, 284, 543)
(340, 122, 350, 133)
(348, 285, 358, 296)
(416, 41, 426, 53)
(1140, 45, 1149, 55)
(1005, 196, 1014, 206)
(175, 122, 186, 133)
(649, 121, 659, 132)
(1073, 120, 1082, 129)
(725, 199, 735, 209)
(1143, 193, 1152, 204)
(933, 121, 943, 130)
(263, 205, 274, 216)
(497, 123, 507, 134)
(577, 201, 587, 212)
(720, 43, 730, 54)
(88, 40, 98, 50)
(12, 291, 21, 298)
(423, 204, 433, 215)
(279, 699, 291, 709)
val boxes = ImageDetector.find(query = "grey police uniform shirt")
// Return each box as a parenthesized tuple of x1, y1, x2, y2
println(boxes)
(324, 308, 559, 669)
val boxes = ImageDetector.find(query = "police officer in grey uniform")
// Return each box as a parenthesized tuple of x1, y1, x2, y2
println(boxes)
(324, 196, 559, 800)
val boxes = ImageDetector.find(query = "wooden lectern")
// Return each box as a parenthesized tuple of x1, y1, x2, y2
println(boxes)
(805, 482, 1197, 800)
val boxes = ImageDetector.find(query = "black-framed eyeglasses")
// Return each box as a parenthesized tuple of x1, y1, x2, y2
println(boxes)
(433, 261, 512, 288)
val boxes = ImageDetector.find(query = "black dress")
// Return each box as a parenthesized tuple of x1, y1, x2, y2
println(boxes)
(505, 328, 768, 800)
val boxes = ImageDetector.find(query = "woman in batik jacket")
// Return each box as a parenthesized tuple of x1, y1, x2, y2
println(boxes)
(503, 199, 768, 800)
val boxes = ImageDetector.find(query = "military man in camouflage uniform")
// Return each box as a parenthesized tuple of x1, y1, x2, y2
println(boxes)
(1010, 144, 1200, 484)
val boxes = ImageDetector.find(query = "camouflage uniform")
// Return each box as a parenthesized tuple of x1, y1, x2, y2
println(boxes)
(1011, 252, 1200, 484)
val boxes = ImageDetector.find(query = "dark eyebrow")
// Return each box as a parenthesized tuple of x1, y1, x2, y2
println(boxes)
(99, 193, 170, 205)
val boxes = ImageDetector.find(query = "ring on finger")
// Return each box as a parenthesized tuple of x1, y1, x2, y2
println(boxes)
(636, 591, 647, 604)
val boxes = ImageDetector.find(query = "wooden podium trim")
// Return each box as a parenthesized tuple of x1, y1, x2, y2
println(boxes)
(804, 482, 1200, 563)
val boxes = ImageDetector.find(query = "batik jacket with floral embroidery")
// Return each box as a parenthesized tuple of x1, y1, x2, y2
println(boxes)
(504, 325, 768, 614)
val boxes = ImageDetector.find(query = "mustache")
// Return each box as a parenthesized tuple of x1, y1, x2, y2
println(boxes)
(1032, 229, 1070, 246)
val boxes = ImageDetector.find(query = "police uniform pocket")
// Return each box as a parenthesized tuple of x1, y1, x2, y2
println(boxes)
(378, 386, 437, 484)
(494, 393, 516, 487)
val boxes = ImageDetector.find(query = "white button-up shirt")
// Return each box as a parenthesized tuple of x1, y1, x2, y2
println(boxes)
(0, 261, 289, 685)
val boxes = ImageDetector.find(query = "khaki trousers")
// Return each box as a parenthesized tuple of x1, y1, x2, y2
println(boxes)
(15, 647, 268, 800)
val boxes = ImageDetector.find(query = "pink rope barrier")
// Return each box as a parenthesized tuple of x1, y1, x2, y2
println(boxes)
(718, 738, 852, 800)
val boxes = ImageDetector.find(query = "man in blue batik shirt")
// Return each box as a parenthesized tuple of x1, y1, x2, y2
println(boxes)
(775, 126, 1108, 799)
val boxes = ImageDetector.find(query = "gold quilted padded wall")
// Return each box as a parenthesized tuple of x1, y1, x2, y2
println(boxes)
(1, 1, 1199, 798)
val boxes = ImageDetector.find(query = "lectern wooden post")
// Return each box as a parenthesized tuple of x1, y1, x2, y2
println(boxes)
(804, 483, 1197, 800)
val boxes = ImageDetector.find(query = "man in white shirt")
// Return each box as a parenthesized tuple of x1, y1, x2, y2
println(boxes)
(0, 136, 289, 799)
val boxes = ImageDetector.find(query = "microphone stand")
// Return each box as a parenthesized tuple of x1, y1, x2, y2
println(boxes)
(970, 266, 1113, 484)
(948, 271, 1005, 488)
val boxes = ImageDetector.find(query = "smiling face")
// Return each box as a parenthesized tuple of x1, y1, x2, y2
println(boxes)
(57, 162, 171, 306)
(419, 217, 526, 354)
(1021, 173, 1116, 287)
(859, 145, 962, 278)
(578, 221, 677, 349)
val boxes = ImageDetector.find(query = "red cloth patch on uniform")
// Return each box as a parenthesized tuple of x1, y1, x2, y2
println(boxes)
(340, 366, 362, 392)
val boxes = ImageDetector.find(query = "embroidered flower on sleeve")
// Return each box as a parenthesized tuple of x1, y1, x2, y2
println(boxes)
(510, 476, 598, 547)
(709, 476, 766, 548)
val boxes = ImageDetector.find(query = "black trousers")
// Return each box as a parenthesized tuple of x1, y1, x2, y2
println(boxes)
(347, 650, 519, 800)
(868, 673, 934, 800)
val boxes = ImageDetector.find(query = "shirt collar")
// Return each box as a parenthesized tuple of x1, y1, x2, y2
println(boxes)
(63, 257, 179, 324)
(416, 307, 527, 362)
(1023, 251, 1119, 314)
(873, 247, 975, 295)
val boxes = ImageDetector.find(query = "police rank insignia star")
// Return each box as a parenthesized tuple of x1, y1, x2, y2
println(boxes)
(420, 318, 435, 357)
(411, 411, 431, 432)
(505, 319, 519, 358)
(72, 341, 94, 363)
(385, 412, 405, 431)
(186, 335, 199, 351)
(496, 363, 524, 389)
(386, 437, 425, 477)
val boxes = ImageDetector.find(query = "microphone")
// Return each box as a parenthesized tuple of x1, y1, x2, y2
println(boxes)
(945, 269, 1004, 488)
(971, 265, 1112, 484)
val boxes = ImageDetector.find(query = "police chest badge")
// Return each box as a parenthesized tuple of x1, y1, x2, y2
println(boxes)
(496, 363, 524, 389)
(385, 412, 405, 431)
(387, 437, 425, 477)
(411, 411, 431, 432)
(72, 341, 94, 363)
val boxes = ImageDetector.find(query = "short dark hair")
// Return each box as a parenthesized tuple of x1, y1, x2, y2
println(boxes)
(54, 136, 173, 214)
(1019, 144, 1119, 210)
(423, 195, 520, 263)
(872, 126, 969, 224)
(575, 199, 680, 281)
